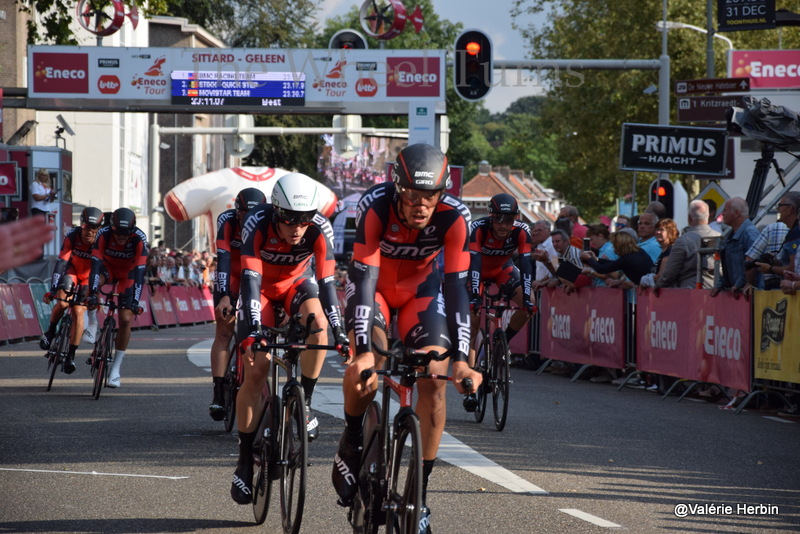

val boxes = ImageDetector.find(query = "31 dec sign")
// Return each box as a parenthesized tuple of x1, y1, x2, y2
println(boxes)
(718, 0, 775, 31)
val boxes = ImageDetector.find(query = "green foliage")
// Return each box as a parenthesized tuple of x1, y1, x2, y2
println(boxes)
(511, 0, 800, 219)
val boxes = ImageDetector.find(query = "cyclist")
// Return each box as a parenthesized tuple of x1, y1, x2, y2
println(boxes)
(87, 207, 149, 388)
(332, 143, 481, 532)
(466, 193, 535, 372)
(209, 187, 266, 421)
(230, 173, 347, 505)
(39, 207, 104, 373)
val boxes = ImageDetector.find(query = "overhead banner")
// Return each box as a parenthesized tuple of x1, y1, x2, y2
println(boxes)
(27, 46, 446, 114)
(729, 50, 800, 89)
(636, 289, 751, 392)
(619, 123, 728, 176)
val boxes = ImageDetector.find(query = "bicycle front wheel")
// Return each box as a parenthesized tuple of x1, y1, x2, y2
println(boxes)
(473, 329, 487, 423)
(280, 384, 307, 534)
(222, 343, 239, 433)
(385, 412, 422, 534)
(253, 429, 274, 525)
(491, 330, 510, 431)
(47, 317, 71, 392)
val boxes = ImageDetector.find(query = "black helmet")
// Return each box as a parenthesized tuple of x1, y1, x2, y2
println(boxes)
(391, 143, 450, 191)
(111, 207, 136, 236)
(488, 193, 519, 216)
(235, 187, 266, 212)
(80, 207, 104, 227)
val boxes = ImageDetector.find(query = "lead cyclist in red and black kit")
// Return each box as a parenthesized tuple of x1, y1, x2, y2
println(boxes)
(230, 173, 348, 505)
(87, 207, 148, 388)
(466, 193, 535, 370)
(332, 143, 481, 533)
(209, 187, 266, 421)
(39, 207, 104, 374)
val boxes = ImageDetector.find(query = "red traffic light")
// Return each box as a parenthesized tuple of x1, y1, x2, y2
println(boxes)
(655, 186, 667, 196)
(466, 41, 481, 55)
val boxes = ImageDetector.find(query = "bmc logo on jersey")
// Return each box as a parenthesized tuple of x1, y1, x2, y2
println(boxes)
(386, 57, 441, 98)
(32, 53, 90, 94)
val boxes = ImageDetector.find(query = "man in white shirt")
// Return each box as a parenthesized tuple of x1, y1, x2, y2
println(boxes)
(530, 220, 559, 289)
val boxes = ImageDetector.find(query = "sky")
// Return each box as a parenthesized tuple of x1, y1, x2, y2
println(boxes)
(315, 0, 548, 114)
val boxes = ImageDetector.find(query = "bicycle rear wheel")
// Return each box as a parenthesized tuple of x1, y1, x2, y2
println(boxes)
(385, 412, 422, 534)
(93, 321, 115, 400)
(279, 384, 308, 534)
(491, 330, 510, 432)
(222, 343, 239, 433)
(472, 329, 487, 423)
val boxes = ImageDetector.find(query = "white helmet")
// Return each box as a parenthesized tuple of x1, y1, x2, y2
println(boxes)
(271, 172, 319, 225)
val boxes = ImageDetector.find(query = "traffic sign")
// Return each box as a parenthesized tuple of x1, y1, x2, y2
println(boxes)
(695, 182, 730, 214)
(675, 77, 750, 94)
(676, 95, 750, 123)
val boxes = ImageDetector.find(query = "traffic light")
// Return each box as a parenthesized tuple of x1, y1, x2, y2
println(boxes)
(329, 29, 368, 49)
(454, 29, 492, 101)
(649, 179, 675, 219)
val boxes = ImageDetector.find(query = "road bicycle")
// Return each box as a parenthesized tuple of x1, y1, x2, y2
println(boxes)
(348, 340, 473, 534)
(471, 283, 511, 431)
(44, 281, 83, 392)
(221, 331, 243, 433)
(250, 312, 348, 534)
(88, 288, 120, 400)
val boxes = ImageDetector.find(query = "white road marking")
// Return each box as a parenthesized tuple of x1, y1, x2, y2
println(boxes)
(559, 508, 620, 528)
(0, 467, 188, 480)
(763, 416, 796, 424)
(187, 340, 549, 496)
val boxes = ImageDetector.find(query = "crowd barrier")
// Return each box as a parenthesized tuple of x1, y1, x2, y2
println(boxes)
(526, 286, 800, 412)
(0, 283, 215, 345)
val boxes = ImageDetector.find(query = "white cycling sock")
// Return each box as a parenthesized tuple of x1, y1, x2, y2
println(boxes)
(87, 309, 98, 328)
(111, 350, 125, 373)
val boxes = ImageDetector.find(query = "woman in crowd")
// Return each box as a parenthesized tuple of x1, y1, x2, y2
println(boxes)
(639, 218, 680, 288)
(30, 169, 56, 218)
(581, 228, 653, 286)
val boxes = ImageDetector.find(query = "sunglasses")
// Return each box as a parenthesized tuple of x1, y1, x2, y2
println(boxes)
(615, 222, 627, 228)
(275, 207, 315, 226)
(396, 185, 441, 207)
(112, 226, 133, 236)
(491, 214, 516, 225)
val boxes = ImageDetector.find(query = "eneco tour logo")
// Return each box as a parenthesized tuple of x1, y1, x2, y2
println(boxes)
(131, 56, 167, 95)
(313, 60, 347, 97)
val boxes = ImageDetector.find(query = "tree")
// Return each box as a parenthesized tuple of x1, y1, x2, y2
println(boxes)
(511, 0, 800, 219)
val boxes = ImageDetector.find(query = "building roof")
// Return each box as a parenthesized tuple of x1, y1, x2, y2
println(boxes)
(461, 166, 562, 223)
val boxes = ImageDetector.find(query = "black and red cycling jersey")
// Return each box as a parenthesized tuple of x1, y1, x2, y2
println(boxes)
(51, 226, 95, 292)
(468, 216, 534, 305)
(347, 181, 472, 362)
(214, 209, 243, 303)
(89, 226, 148, 304)
(239, 204, 342, 334)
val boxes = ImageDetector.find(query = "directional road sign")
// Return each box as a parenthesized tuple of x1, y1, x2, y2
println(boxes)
(675, 77, 750, 95)
(676, 95, 750, 123)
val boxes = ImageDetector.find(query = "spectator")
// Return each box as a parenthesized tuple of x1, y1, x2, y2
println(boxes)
(653, 200, 720, 289)
(582, 228, 653, 286)
(0, 217, 54, 272)
(637, 212, 662, 263)
(559, 205, 587, 240)
(555, 215, 581, 249)
(546, 229, 587, 291)
(583, 224, 618, 287)
(145, 250, 163, 286)
(746, 222, 788, 289)
(640, 218, 680, 288)
(30, 169, 56, 218)
(711, 197, 760, 297)
(646, 200, 667, 220)
(614, 215, 631, 231)
(756, 192, 800, 280)
(706, 198, 724, 233)
(531, 220, 559, 289)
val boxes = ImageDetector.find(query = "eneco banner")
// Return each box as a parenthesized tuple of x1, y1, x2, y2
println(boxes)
(27, 46, 445, 114)
(636, 289, 751, 392)
(753, 290, 800, 384)
(730, 50, 800, 89)
(539, 287, 626, 369)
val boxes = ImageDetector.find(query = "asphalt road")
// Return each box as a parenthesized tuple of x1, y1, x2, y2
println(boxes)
(1, 323, 799, 533)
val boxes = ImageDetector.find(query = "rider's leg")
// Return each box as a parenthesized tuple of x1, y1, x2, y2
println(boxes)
(209, 309, 235, 418)
(107, 307, 133, 387)
(505, 285, 530, 341)
(298, 298, 329, 441)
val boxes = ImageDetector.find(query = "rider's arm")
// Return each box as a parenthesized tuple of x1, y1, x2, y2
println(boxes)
(518, 225, 534, 308)
(349, 204, 383, 357)
(50, 232, 75, 292)
(88, 232, 107, 295)
(214, 212, 234, 302)
(467, 222, 483, 302)
(442, 212, 472, 363)
(238, 209, 266, 344)
(130, 232, 149, 305)
(313, 217, 345, 334)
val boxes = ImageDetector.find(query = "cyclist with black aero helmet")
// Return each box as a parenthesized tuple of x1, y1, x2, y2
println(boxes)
(87, 207, 149, 388)
(40, 207, 104, 374)
(209, 187, 266, 421)
(466, 193, 536, 372)
(229, 173, 347, 505)
(332, 143, 481, 533)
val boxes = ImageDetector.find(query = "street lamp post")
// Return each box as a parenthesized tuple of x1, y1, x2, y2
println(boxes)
(655, 20, 734, 78)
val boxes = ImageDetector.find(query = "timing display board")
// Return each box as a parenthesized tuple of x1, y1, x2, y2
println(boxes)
(27, 46, 446, 114)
